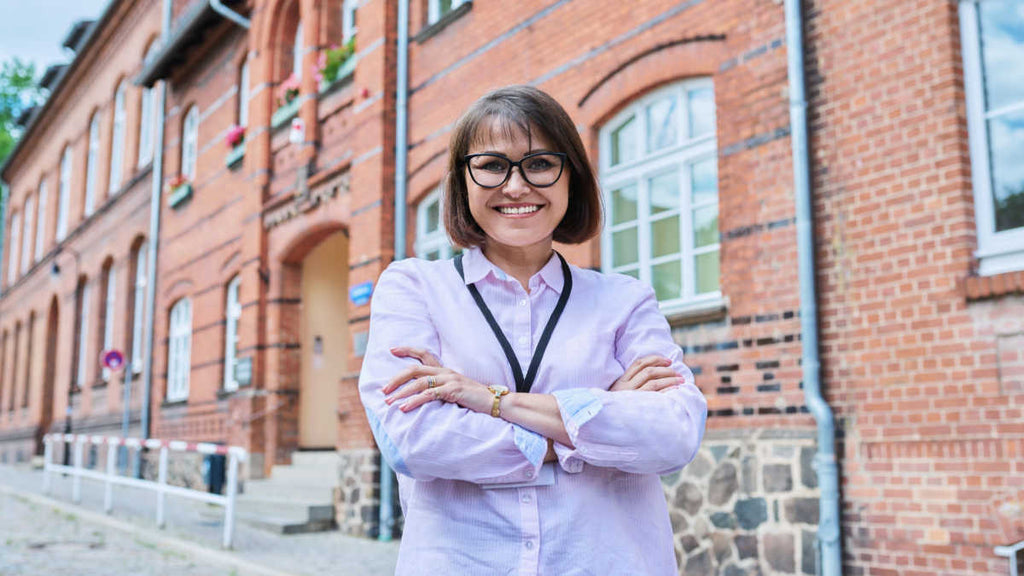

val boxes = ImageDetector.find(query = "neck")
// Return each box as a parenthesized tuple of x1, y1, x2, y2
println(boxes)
(482, 239, 553, 292)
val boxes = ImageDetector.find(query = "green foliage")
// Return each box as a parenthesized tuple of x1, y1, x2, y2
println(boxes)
(0, 58, 47, 166)
(318, 37, 356, 84)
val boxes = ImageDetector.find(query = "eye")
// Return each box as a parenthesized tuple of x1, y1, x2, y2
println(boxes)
(472, 157, 508, 173)
(524, 157, 555, 171)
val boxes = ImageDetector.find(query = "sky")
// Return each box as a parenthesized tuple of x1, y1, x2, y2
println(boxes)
(0, 0, 111, 75)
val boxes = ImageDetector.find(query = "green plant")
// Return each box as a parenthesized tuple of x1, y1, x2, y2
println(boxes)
(317, 37, 356, 85)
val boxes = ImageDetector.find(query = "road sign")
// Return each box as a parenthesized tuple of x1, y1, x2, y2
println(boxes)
(102, 350, 125, 371)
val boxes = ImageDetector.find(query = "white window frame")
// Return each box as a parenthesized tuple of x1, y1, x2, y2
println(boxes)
(599, 79, 722, 316)
(428, 0, 469, 24)
(34, 180, 47, 261)
(57, 147, 72, 240)
(414, 188, 453, 260)
(167, 298, 192, 402)
(85, 114, 100, 216)
(138, 44, 158, 167)
(7, 212, 20, 284)
(342, 0, 358, 42)
(960, 0, 1024, 275)
(20, 197, 33, 275)
(102, 265, 116, 381)
(292, 20, 304, 80)
(238, 58, 250, 128)
(131, 241, 147, 374)
(76, 281, 91, 388)
(223, 276, 241, 392)
(109, 82, 127, 194)
(181, 106, 199, 180)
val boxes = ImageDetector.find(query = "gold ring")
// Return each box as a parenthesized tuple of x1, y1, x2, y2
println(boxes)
(427, 376, 438, 389)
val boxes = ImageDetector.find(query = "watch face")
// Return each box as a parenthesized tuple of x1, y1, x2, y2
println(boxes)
(490, 385, 510, 394)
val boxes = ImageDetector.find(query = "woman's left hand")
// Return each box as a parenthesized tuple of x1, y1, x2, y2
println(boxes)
(385, 347, 494, 414)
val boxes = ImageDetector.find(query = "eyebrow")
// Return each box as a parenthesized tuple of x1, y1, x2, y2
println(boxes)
(471, 149, 556, 156)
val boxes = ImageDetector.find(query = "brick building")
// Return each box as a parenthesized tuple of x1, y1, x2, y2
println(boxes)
(2, 0, 1022, 575)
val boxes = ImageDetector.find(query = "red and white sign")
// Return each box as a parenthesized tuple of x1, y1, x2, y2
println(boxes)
(101, 349, 125, 371)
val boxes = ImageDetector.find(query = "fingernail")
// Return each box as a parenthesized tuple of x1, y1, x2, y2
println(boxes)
(677, 377, 686, 383)
(385, 397, 393, 405)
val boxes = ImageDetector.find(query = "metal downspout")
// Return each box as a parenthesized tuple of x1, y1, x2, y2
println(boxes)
(209, 0, 251, 29)
(379, 0, 410, 543)
(784, 0, 842, 573)
(139, 0, 173, 466)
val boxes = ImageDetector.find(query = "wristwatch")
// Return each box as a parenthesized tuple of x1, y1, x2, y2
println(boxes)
(487, 385, 510, 418)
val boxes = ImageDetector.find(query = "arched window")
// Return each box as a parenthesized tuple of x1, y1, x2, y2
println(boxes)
(85, 113, 101, 216)
(109, 81, 127, 193)
(20, 196, 33, 275)
(167, 298, 192, 402)
(22, 312, 34, 409)
(415, 188, 452, 260)
(292, 20, 304, 80)
(34, 179, 47, 261)
(7, 211, 20, 284)
(599, 79, 719, 309)
(0, 331, 7, 413)
(99, 262, 116, 382)
(129, 240, 148, 374)
(9, 322, 20, 412)
(181, 106, 199, 180)
(57, 146, 72, 240)
(138, 43, 159, 167)
(238, 57, 250, 128)
(223, 276, 241, 392)
(73, 277, 90, 390)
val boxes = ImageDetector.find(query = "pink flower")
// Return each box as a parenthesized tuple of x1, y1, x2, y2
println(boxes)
(225, 124, 245, 147)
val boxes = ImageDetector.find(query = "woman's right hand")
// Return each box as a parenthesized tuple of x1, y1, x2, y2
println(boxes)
(609, 355, 684, 393)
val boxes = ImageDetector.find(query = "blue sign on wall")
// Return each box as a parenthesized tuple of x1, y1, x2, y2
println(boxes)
(350, 281, 374, 306)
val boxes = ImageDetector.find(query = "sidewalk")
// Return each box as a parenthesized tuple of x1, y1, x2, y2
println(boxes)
(0, 464, 399, 576)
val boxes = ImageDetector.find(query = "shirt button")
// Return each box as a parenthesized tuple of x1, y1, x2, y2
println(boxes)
(519, 299, 528, 306)
(524, 470, 534, 479)
(525, 540, 534, 550)
(521, 493, 532, 503)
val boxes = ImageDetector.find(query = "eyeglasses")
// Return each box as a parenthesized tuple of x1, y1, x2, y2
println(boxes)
(464, 152, 567, 189)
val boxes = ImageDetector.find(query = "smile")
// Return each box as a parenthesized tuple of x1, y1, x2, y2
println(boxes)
(495, 205, 542, 215)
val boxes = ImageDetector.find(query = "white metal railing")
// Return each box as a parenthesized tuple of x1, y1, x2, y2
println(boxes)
(42, 433, 247, 549)
(995, 539, 1024, 576)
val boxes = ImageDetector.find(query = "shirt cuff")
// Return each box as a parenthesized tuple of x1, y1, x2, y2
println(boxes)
(552, 388, 604, 437)
(513, 424, 548, 469)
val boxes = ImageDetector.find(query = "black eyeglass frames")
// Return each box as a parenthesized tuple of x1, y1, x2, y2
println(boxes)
(463, 152, 568, 189)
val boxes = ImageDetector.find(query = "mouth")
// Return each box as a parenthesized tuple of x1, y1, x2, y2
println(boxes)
(494, 204, 543, 216)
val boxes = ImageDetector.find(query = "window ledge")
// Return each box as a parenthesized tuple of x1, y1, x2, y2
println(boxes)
(271, 97, 302, 129)
(216, 388, 239, 399)
(226, 143, 245, 169)
(161, 399, 188, 408)
(965, 270, 1024, 302)
(414, 1, 472, 43)
(663, 296, 728, 327)
(319, 57, 356, 96)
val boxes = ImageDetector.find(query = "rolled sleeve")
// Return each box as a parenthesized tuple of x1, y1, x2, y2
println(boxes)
(359, 261, 544, 484)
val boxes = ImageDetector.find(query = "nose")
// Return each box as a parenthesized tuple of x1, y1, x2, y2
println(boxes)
(502, 165, 531, 198)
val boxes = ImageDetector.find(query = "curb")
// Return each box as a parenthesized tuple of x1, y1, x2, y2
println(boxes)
(0, 482, 300, 576)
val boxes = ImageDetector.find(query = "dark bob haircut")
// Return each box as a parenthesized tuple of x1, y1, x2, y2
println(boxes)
(443, 85, 603, 248)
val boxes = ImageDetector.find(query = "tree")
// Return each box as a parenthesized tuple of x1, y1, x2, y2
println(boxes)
(0, 58, 46, 166)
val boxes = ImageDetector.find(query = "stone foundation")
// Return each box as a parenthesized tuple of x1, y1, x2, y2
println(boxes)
(663, 429, 821, 575)
(335, 448, 382, 538)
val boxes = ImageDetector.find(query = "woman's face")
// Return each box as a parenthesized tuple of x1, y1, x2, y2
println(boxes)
(464, 119, 570, 253)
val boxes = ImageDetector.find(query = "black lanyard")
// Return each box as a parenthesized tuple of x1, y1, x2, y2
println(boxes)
(454, 252, 572, 394)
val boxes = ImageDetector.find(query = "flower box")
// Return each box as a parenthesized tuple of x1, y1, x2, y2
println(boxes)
(272, 97, 301, 129)
(226, 144, 245, 169)
(168, 182, 193, 208)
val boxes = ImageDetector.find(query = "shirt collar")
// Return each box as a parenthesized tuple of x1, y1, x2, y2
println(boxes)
(461, 247, 566, 294)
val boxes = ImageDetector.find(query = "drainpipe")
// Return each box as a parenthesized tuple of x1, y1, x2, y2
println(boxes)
(784, 0, 842, 574)
(379, 0, 410, 543)
(138, 0, 173, 467)
(209, 0, 250, 29)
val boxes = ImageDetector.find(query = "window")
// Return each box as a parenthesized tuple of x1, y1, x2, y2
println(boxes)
(85, 114, 100, 216)
(34, 180, 47, 261)
(167, 298, 192, 402)
(109, 82, 127, 193)
(57, 147, 72, 240)
(223, 276, 241, 392)
(20, 197, 33, 275)
(74, 279, 90, 389)
(292, 20, 304, 80)
(130, 241, 147, 374)
(599, 80, 720, 310)
(342, 0, 358, 42)
(415, 188, 453, 260)
(22, 312, 34, 409)
(0, 332, 6, 413)
(138, 43, 159, 167)
(7, 212, 20, 284)
(238, 58, 250, 128)
(100, 264, 116, 382)
(9, 322, 20, 412)
(961, 0, 1024, 275)
(181, 106, 199, 180)
(428, 0, 468, 24)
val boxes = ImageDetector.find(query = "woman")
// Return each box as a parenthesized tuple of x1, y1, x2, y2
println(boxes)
(359, 85, 707, 575)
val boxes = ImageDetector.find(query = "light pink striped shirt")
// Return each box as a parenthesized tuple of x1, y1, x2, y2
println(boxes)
(359, 247, 707, 575)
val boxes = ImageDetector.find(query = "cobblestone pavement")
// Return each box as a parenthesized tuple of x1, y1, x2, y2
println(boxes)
(0, 465, 399, 576)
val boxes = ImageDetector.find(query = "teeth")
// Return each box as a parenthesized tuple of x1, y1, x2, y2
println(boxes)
(497, 205, 540, 215)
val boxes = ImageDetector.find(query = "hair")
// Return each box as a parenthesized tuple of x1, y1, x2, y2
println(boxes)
(443, 85, 603, 248)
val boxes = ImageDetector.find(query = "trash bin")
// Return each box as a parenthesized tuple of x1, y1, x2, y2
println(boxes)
(202, 453, 226, 495)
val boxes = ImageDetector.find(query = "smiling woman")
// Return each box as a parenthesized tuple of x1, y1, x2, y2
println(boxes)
(359, 85, 708, 576)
